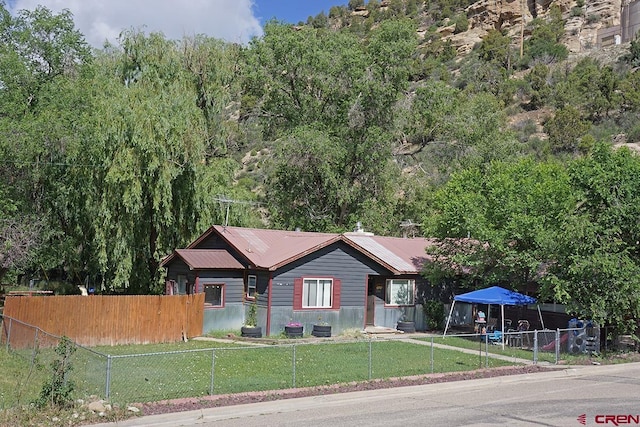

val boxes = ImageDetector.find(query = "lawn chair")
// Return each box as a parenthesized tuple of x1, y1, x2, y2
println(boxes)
(518, 319, 530, 347)
(487, 329, 502, 345)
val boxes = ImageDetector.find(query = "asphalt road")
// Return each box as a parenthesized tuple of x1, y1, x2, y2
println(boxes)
(92, 362, 640, 427)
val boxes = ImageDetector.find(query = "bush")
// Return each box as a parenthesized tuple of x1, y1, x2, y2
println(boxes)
(453, 14, 469, 34)
(34, 337, 76, 409)
(570, 6, 584, 17)
(423, 300, 445, 331)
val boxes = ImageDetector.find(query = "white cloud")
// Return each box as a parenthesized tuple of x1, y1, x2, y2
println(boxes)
(10, 0, 263, 48)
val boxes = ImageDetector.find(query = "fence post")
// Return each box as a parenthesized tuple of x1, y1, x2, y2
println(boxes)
(209, 349, 215, 395)
(292, 344, 296, 388)
(32, 328, 39, 365)
(555, 328, 560, 364)
(105, 355, 112, 399)
(485, 333, 489, 368)
(368, 338, 372, 380)
(6, 317, 11, 351)
(430, 337, 434, 374)
(533, 330, 538, 364)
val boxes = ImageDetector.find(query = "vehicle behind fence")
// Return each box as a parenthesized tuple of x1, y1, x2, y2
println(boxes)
(0, 314, 620, 407)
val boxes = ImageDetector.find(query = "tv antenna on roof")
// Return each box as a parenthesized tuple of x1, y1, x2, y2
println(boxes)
(213, 196, 261, 227)
(400, 219, 421, 238)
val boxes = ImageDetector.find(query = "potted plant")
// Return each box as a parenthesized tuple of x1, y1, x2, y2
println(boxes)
(241, 296, 262, 338)
(312, 317, 331, 337)
(396, 315, 416, 333)
(284, 321, 303, 338)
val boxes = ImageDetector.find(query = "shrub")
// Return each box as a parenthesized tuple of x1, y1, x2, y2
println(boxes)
(570, 6, 584, 17)
(34, 337, 76, 409)
(453, 14, 469, 34)
(423, 300, 445, 331)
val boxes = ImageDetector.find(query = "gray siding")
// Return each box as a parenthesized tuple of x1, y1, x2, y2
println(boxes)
(271, 242, 388, 307)
(198, 272, 244, 303)
(165, 259, 196, 287)
(268, 242, 390, 335)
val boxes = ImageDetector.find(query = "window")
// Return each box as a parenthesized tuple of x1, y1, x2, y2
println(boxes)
(177, 275, 187, 295)
(204, 284, 224, 307)
(385, 279, 415, 306)
(303, 278, 333, 308)
(246, 275, 257, 299)
(293, 277, 340, 310)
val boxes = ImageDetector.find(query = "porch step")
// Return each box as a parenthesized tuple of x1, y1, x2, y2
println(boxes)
(364, 325, 401, 334)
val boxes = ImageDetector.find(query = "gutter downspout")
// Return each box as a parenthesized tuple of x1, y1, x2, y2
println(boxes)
(266, 275, 273, 336)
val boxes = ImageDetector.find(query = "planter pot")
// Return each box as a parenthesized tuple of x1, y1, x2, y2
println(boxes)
(312, 324, 332, 337)
(396, 321, 416, 333)
(284, 325, 304, 338)
(241, 326, 262, 338)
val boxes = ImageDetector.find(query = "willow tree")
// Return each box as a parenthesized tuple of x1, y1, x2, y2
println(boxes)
(243, 20, 417, 233)
(78, 31, 250, 293)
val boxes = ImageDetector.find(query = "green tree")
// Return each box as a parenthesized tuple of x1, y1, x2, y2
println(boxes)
(542, 144, 640, 335)
(477, 29, 514, 71)
(423, 158, 575, 290)
(407, 82, 521, 182)
(543, 105, 591, 155)
(0, 3, 93, 284)
(553, 58, 620, 121)
(72, 31, 254, 292)
(521, 7, 568, 67)
(525, 63, 551, 109)
(243, 21, 417, 232)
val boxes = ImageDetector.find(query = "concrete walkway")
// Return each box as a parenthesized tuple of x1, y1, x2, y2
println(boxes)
(194, 331, 541, 366)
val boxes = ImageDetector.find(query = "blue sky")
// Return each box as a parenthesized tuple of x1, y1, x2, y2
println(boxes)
(254, 1, 347, 25)
(7, 0, 349, 47)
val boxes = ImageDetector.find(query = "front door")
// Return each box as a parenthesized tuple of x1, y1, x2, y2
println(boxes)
(366, 277, 376, 325)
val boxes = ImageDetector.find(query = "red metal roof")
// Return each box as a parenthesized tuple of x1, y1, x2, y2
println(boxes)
(167, 225, 435, 273)
(175, 249, 244, 270)
(212, 225, 340, 270)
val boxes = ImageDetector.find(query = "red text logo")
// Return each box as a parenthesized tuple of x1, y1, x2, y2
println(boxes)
(595, 415, 640, 425)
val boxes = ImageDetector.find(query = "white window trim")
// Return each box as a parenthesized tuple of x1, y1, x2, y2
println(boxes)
(247, 275, 257, 299)
(303, 277, 333, 308)
(385, 279, 415, 306)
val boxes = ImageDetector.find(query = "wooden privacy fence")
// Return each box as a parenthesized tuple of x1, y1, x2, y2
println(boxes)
(2, 294, 203, 347)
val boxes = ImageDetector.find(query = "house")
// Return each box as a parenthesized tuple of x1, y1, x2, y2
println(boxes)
(160, 224, 436, 336)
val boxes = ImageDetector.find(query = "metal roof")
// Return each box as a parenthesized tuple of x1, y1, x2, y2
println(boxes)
(175, 249, 244, 270)
(343, 233, 432, 274)
(213, 225, 340, 270)
(177, 226, 430, 273)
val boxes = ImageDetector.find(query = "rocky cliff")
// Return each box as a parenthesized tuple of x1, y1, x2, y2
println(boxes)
(438, 0, 623, 56)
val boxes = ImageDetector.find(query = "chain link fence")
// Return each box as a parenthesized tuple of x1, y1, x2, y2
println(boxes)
(2, 314, 624, 406)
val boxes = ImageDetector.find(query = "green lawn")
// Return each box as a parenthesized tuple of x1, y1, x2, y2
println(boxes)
(1, 338, 518, 406)
(96, 339, 516, 403)
(427, 335, 558, 363)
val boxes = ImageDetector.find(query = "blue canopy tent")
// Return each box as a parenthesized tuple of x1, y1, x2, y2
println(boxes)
(443, 286, 539, 348)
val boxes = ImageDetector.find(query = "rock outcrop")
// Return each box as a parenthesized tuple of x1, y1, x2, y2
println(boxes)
(440, 0, 622, 55)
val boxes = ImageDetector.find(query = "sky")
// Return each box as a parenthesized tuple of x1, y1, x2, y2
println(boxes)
(6, 0, 348, 48)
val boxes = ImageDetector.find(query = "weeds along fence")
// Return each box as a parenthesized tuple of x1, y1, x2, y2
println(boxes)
(2, 294, 204, 346)
(0, 315, 109, 405)
(0, 316, 609, 406)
